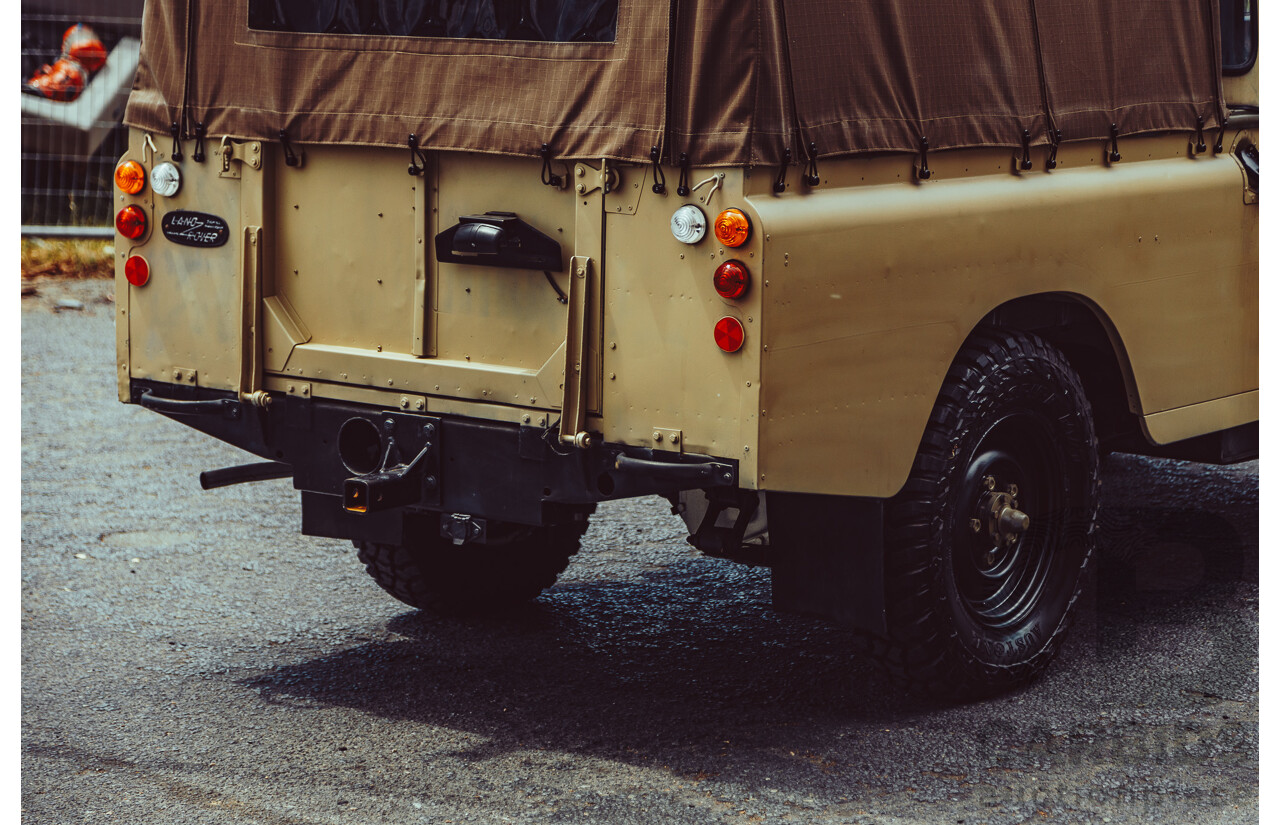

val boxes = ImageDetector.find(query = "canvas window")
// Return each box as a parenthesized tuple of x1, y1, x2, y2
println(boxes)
(247, 0, 619, 42)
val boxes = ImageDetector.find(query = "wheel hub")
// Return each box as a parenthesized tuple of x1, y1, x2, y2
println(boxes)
(969, 474, 1031, 566)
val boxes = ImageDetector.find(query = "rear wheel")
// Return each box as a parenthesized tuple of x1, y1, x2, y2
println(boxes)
(880, 328, 1099, 698)
(355, 517, 587, 614)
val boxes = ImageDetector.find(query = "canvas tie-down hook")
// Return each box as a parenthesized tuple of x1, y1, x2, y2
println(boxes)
(169, 122, 183, 161)
(407, 134, 429, 177)
(1108, 124, 1122, 163)
(915, 136, 932, 180)
(539, 144, 562, 188)
(676, 153, 691, 197)
(1045, 130, 1063, 170)
(220, 135, 232, 172)
(650, 146, 666, 195)
(279, 129, 304, 168)
(1018, 129, 1033, 171)
(802, 141, 820, 187)
(774, 147, 792, 193)
(192, 122, 206, 163)
(1190, 115, 1208, 155)
(143, 133, 158, 165)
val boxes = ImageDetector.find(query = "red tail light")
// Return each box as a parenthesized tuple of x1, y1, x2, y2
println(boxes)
(713, 260, 750, 299)
(714, 316, 745, 353)
(124, 255, 150, 287)
(115, 205, 147, 240)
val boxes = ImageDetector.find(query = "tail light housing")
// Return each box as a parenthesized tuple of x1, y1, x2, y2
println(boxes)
(713, 260, 750, 299)
(713, 316, 746, 353)
(115, 205, 147, 240)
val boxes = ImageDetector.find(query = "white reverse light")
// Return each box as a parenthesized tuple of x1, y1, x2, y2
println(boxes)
(150, 162, 182, 198)
(670, 204, 707, 244)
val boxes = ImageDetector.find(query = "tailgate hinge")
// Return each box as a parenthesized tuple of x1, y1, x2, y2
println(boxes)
(219, 137, 262, 179)
(559, 255, 593, 448)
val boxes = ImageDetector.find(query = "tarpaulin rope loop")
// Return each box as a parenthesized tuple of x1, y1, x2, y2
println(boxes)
(916, 136, 932, 181)
(650, 146, 666, 195)
(407, 134, 428, 177)
(676, 153, 691, 197)
(1019, 129, 1033, 170)
(193, 122, 206, 163)
(774, 147, 792, 194)
(539, 144, 562, 187)
(802, 141, 820, 187)
(1046, 129, 1063, 170)
(280, 129, 303, 167)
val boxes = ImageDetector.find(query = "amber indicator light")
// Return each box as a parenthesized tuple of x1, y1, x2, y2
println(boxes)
(713, 260, 750, 299)
(114, 160, 146, 195)
(714, 316, 746, 353)
(115, 205, 147, 240)
(714, 208, 751, 248)
(124, 255, 150, 287)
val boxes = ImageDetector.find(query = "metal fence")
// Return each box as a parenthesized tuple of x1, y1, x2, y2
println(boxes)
(21, 2, 143, 237)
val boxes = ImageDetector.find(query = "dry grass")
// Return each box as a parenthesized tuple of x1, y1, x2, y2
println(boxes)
(21, 238, 114, 280)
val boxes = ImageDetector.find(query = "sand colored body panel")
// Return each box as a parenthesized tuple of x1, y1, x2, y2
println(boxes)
(752, 136, 1257, 497)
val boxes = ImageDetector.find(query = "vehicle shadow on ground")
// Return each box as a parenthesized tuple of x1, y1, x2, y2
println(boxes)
(243, 487, 1255, 783)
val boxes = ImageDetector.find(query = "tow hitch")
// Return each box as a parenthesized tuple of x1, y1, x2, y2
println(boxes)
(343, 438, 437, 514)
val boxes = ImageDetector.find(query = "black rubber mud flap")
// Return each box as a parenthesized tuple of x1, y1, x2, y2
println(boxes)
(768, 492, 887, 635)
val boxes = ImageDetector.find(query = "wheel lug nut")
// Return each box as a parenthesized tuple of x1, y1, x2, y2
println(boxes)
(970, 518, 983, 533)
(1008, 483, 1019, 497)
(983, 475, 996, 491)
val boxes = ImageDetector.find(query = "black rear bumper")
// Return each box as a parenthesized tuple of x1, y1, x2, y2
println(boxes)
(129, 380, 738, 537)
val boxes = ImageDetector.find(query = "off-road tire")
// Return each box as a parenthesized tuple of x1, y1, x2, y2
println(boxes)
(879, 328, 1100, 699)
(355, 518, 587, 614)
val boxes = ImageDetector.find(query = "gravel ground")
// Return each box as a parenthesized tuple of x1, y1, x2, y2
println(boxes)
(22, 280, 1258, 824)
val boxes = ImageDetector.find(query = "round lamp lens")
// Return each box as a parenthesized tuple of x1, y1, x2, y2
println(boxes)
(114, 160, 146, 195)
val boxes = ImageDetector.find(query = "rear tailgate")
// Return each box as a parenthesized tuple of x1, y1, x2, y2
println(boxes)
(119, 135, 760, 484)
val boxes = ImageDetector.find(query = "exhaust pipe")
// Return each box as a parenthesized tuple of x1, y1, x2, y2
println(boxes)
(200, 461, 292, 490)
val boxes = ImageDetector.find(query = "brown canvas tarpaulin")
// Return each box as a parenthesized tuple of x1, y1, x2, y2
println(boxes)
(666, 0, 794, 167)
(125, 0, 1226, 167)
(783, 2, 1050, 155)
(125, 0, 671, 162)
(1035, 0, 1222, 142)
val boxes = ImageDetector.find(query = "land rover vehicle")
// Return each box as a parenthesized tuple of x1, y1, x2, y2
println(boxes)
(114, 0, 1258, 698)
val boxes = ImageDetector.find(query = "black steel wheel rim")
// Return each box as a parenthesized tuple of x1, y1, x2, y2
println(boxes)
(951, 411, 1066, 631)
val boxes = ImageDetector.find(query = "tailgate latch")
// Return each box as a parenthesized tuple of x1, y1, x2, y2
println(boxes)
(434, 212, 563, 271)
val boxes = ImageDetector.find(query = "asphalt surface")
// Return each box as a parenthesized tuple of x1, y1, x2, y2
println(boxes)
(22, 280, 1258, 824)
